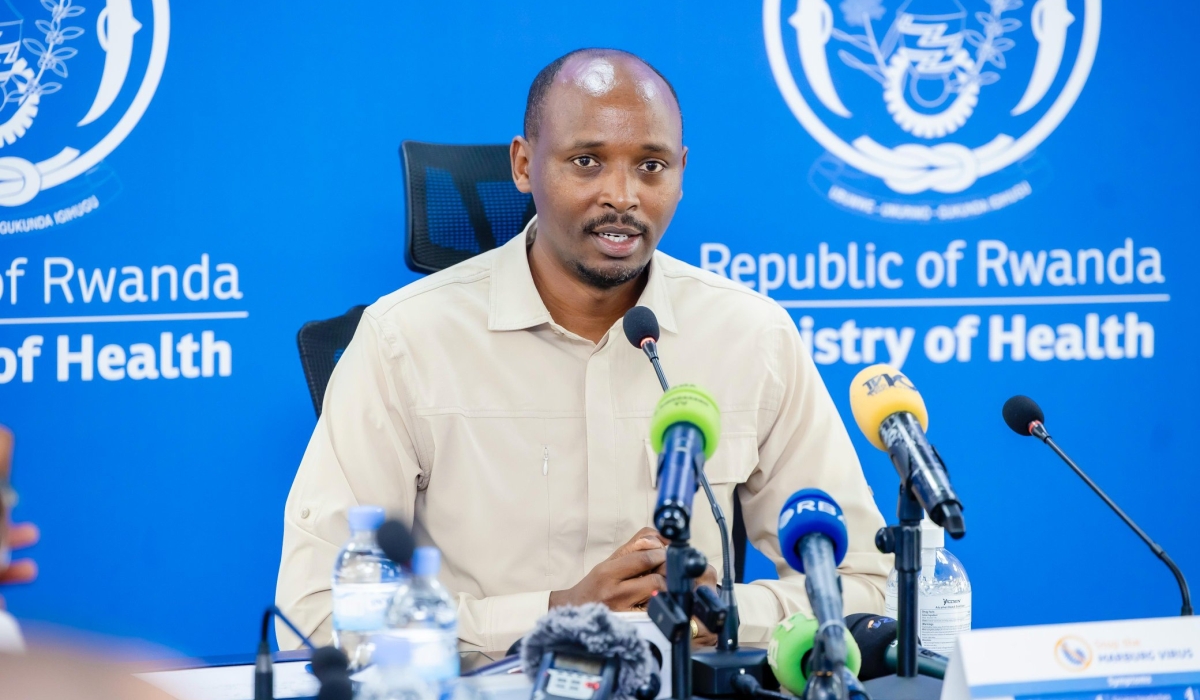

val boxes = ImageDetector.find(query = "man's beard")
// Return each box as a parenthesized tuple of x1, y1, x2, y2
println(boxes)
(573, 212, 651, 289)
(571, 258, 649, 289)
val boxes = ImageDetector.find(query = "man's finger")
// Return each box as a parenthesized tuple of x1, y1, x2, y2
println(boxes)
(603, 548, 667, 579)
(0, 559, 36, 584)
(611, 527, 666, 559)
(625, 538, 662, 554)
(695, 565, 719, 589)
(8, 523, 38, 550)
(614, 572, 667, 608)
(633, 527, 668, 546)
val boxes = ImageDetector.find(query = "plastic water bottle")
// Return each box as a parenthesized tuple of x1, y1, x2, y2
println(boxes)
(357, 635, 438, 700)
(884, 517, 971, 656)
(332, 506, 403, 670)
(385, 547, 459, 697)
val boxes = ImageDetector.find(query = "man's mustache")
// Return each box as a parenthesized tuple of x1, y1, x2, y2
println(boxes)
(581, 213, 650, 236)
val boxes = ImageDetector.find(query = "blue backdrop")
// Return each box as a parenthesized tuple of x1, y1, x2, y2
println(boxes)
(0, 0, 1195, 657)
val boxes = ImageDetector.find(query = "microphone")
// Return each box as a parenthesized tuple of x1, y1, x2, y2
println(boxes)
(849, 365, 965, 538)
(843, 614, 946, 681)
(310, 646, 354, 700)
(843, 614, 894, 682)
(625, 305, 744, 657)
(624, 306, 668, 391)
(377, 518, 417, 567)
(257, 606, 351, 700)
(777, 489, 852, 700)
(520, 603, 658, 700)
(255, 610, 274, 700)
(767, 611, 861, 695)
(628, 304, 768, 696)
(1002, 395, 1194, 617)
(649, 384, 721, 541)
(884, 641, 946, 680)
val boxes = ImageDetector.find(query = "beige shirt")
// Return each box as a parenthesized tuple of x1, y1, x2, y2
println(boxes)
(276, 219, 891, 653)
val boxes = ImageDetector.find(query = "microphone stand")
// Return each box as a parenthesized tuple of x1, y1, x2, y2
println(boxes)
(649, 514, 715, 700)
(1031, 423, 1193, 616)
(640, 340, 768, 697)
(863, 482, 943, 700)
(692, 468, 771, 697)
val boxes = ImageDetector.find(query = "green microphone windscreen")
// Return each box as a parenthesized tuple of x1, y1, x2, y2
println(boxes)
(767, 612, 862, 695)
(648, 384, 721, 459)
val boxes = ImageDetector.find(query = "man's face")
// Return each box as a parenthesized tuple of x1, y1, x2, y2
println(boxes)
(513, 55, 686, 289)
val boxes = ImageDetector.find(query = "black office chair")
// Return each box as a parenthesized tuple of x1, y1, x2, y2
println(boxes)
(401, 141, 536, 274)
(297, 305, 368, 417)
(297, 142, 752, 580)
(296, 142, 536, 417)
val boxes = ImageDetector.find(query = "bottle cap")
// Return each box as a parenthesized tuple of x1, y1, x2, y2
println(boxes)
(347, 506, 385, 532)
(371, 634, 411, 666)
(413, 546, 441, 577)
(920, 516, 944, 550)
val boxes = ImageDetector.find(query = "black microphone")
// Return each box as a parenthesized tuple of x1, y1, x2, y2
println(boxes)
(626, 306, 766, 698)
(310, 646, 354, 700)
(624, 306, 668, 391)
(256, 610, 274, 700)
(258, 606, 351, 700)
(844, 614, 894, 682)
(884, 641, 946, 680)
(843, 614, 947, 681)
(1003, 395, 1194, 616)
(377, 518, 417, 567)
(624, 306, 741, 650)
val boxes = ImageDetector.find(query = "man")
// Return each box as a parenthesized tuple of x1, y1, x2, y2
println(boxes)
(277, 48, 890, 652)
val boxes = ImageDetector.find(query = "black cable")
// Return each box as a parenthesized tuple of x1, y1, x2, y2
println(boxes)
(697, 470, 737, 650)
(256, 610, 275, 700)
(731, 673, 790, 700)
(270, 605, 317, 650)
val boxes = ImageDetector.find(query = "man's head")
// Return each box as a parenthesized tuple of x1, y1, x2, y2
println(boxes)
(512, 49, 686, 290)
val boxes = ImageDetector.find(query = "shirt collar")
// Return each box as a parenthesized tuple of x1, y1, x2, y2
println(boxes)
(488, 216, 678, 334)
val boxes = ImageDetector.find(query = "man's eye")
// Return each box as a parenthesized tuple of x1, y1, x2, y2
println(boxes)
(572, 156, 599, 168)
(639, 161, 666, 174)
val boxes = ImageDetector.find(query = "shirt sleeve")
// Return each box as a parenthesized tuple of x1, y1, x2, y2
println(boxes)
(274, 312, 551, 652)
(732, 307, 893, 643)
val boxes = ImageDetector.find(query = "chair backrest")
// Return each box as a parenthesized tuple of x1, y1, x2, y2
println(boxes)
(296, 305, 368, 417)
(401, 141, 537, 274)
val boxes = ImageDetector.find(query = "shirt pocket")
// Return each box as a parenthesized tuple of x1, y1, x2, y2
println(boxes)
(645, 434, 759, 562)
(644, 433, 759, 487)
(702, 434, 759, 486)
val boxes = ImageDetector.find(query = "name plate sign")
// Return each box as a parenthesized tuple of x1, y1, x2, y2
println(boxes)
(943, 616, 1200, 700)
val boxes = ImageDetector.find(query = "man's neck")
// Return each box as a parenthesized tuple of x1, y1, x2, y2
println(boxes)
(527, 236, 647, 344)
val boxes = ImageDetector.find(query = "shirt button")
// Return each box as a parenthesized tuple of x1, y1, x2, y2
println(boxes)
(301, 507, 311, 519)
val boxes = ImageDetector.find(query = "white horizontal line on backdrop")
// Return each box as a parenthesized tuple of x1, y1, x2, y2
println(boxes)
(0, 311, 250, 325)
(776, 294, 1171, 309)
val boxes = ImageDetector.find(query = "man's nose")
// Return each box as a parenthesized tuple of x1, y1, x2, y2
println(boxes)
(597, 166, 639, 213)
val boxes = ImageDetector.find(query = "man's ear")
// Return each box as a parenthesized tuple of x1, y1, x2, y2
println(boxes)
(678, 145, 688, 202)
(511, 136, 533, 193)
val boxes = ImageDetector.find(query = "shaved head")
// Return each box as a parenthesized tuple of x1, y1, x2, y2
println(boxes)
(510, 46, 687, 317)
(523, 48, 682, 140)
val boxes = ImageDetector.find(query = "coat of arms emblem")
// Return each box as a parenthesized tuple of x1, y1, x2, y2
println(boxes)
(0, 0, 167, 232)
(765, 0, 1099, 221)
